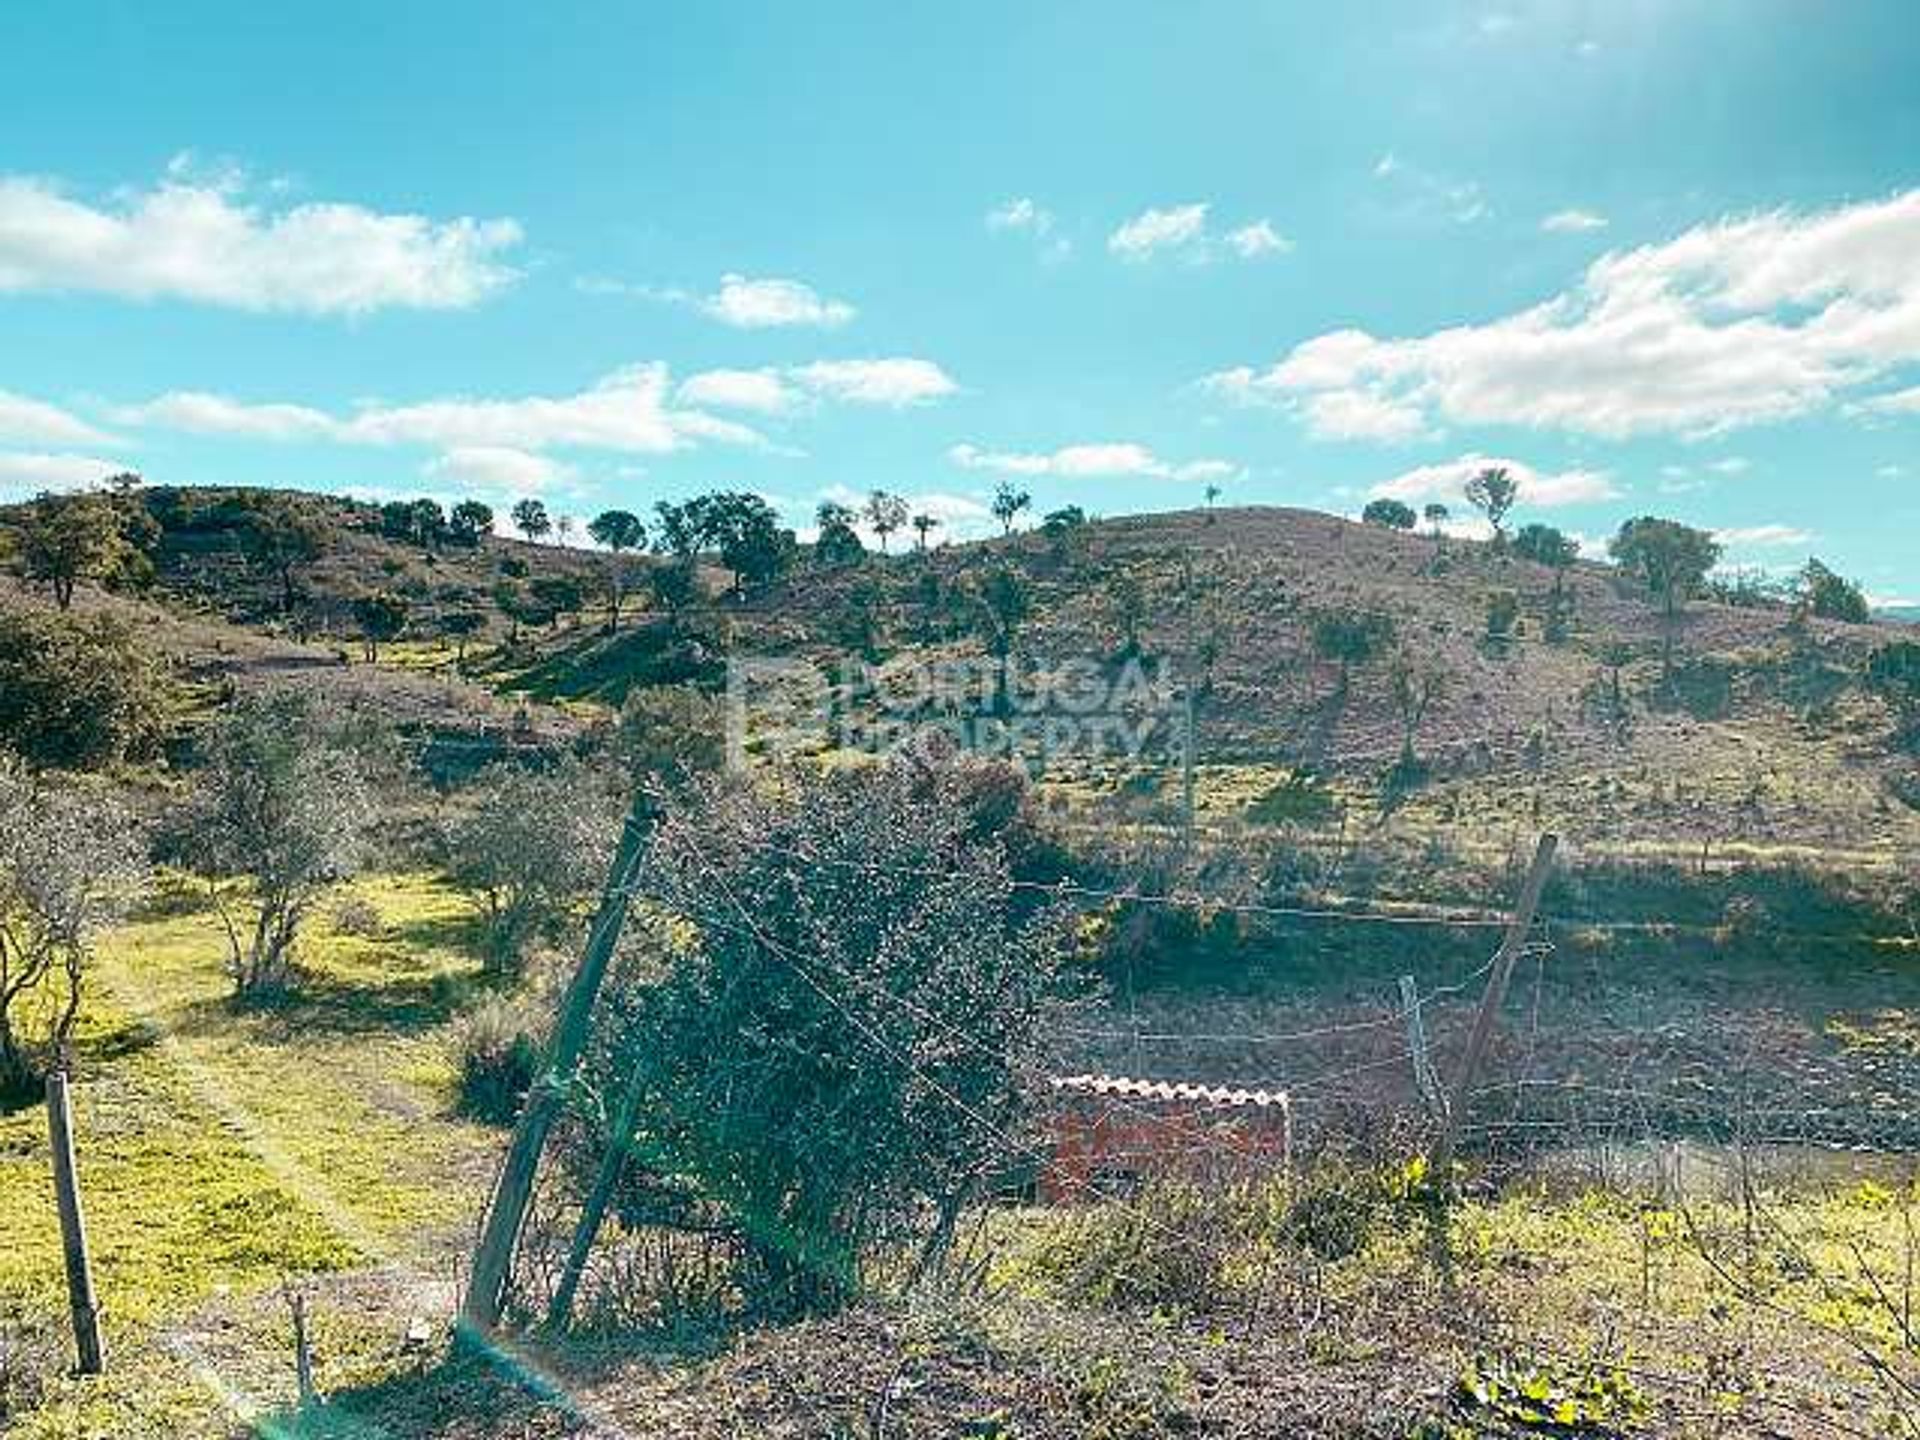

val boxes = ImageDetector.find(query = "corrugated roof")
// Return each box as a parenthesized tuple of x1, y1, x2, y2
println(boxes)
(1050, 1073, 1290, 1110)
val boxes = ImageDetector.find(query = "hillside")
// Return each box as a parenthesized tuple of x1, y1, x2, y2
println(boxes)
(5, 486, 1917, 868)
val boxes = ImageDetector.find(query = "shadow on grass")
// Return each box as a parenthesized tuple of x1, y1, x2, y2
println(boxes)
(164, 964, 498, 1044)
(254, 1324, 730, 1439)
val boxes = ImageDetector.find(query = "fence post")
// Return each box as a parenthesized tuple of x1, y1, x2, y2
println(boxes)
(460, 789, 654, 1335)
(46, 1067, 105, 1375)
(1399, 975, 1444, 1121)
(1431, 833, 1558, 1178)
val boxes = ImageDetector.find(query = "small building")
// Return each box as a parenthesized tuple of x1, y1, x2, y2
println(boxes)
(1041, 1073, 1293, 1204)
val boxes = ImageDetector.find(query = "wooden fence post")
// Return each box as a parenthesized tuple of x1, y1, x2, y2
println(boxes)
(460, 789, 654, 1335)
(46, 1067, 105, 1375)
(1431, 833, 1558, 1178)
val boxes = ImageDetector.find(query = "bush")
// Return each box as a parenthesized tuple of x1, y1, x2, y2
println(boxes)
(0, 607, 173, 769)
(451, 995, 544, 1124)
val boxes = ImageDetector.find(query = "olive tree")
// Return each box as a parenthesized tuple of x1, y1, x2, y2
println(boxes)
(587, 509, 647, 630)
(1464, 467, 1519, 544)
(0, 762, 145, 1092)
(445, 761, 619, 970)
(575, 750, 1073, 1315)
(1608, 516, 1721, 675)
(186, 693, 375, 996)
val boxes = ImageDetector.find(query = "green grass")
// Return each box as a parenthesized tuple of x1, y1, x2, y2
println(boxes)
(0, 871, 501, 1437)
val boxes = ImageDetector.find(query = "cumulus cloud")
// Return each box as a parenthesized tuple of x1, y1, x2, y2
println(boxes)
(0, 451, 124, 497)
(1109, 203, 1210, 260)
(1225, 220, 1292, 258)
(986, 197, 1053, 235)
(1108, 203, 1287, 263)
(1204, 190, 1920, 441)
(423, 445, 572, 494)
(788, 358, 959, 407)
(698, 273, 855, 329)
(1368, 453, 1620, 509)
(677, 368, 797, 415)
(113, 390, 336, 440)
(0, 166, 521, 314)
(124, 365, 761, 455)
(949, 441, 1236, 484)
(1541, 208, 1608, 233)
(0, 389, 120, 447)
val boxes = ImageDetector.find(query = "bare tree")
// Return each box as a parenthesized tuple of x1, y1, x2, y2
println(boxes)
(0, 761, 145, 1091)
(186, 694, 375, 996)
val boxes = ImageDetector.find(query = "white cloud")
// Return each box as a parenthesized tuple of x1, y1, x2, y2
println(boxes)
(1541, 208, 1608, 234)
(986, 197, 1052, 235)
(700, 273, 854, 329)
(1109, 203, 1210, 260)
(0, 390, 120, 447)
(1861, 383, 1920, 415)
(1706, 456, 1750, 475)
(1224, 220, 1292, 258)
(0, 451, 124, 496)
(986, 197, 1072, 261)
(126, 365, 763, 455)
(1107, 203, 1287, 264)
(423, 445, 572, 494)
(949, 441, 1235, 484)
(1207, 189, 1920, 441)
(113, 390, 336, 440)
(0, 166, 520, 314)
(677, 368, 797, 415)
(123, 357, 960, 466)
(1369, 453, 1620, 509)
(1715, 524, 1814, 548)
(789, 358, 958, 407)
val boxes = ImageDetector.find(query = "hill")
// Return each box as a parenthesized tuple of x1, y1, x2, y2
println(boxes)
(4, 486, 1917, 869)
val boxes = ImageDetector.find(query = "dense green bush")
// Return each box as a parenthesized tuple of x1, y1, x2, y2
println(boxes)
(0, 607, 173, 769)
(451, 994, 544, 1124)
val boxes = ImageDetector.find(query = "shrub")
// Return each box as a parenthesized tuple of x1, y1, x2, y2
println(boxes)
(451, 995, 544, 1124)
(444, 760, 620, 970)
(578, 749, 1074, 1316)
(0, 607, 173, 770)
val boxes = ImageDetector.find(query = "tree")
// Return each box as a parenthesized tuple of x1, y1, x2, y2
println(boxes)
(616, 685, 725, 786)
(15, 493, 129, 609)
(0, 609, 172, 770)
(1423, 502, 1451, 566)
(1464, 467, 1519, 544)
(410, 498, 448, 550)
(1362, 498, 1417, 531)
(446, 762, 618, 971)
(1109, 568, 1148, 657)
(587, 510, 647, 630)
(530, 574, 587, 628)
(863, 491, 909, 555)
(511, 498, 552, 544)
(442, 608, 486, 665)
(911, 512, 941, 553)
(1311, 608, 1394, 696)
(814, 502, 866, 568)
(0, 761, 145, 1093)
(1388, 648, 1448, 772)
(702, 491, 794, 596)
(652, 498, 703, 562)
(1609, 517, 1721, 676)
(186, 693, 375, 996)
(1513, 523, 1580, 634)
(450, 500, 495, 547)
(576, 752, 1070, 1313)
(973, 566, 1030, 710)
(1204, 483, 1222, 513)
(1513, 522, 1579, 572)
(649, 560, 699, 628)
(352, 590, 409, 661)
(1798, 558, 1870, 624)
(990, 482, 1031, 536)
(242, 494, 331, 614)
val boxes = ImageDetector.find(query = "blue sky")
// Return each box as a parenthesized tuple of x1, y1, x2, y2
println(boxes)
(2, 1, 1916, 599)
